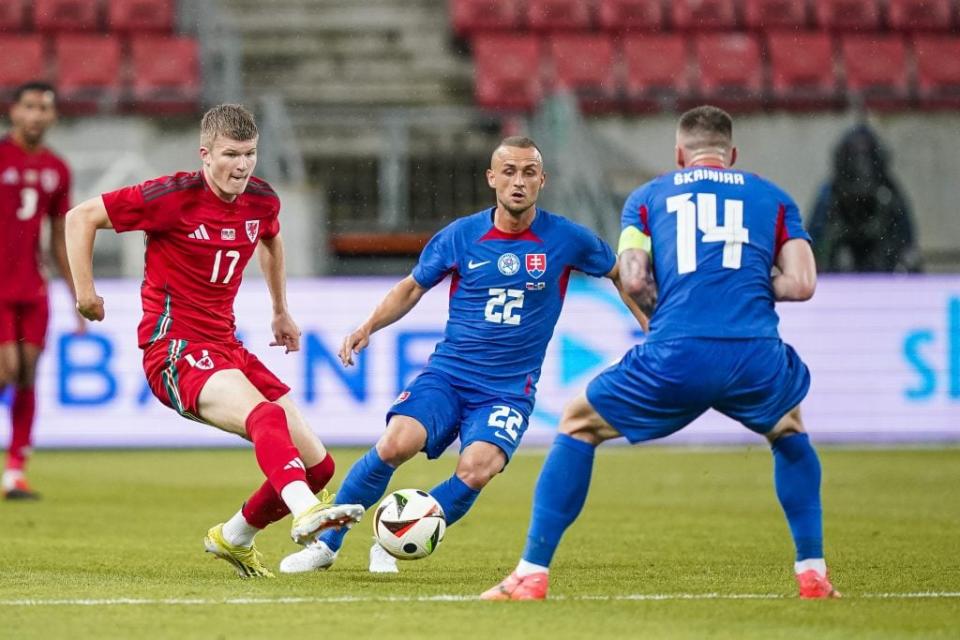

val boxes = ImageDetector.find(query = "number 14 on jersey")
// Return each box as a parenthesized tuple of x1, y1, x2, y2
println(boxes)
(667, 193, 749, 274)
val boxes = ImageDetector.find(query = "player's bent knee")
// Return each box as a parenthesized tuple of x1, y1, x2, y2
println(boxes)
(376, 417, 426, 467)
(558, 394, 618, 445)
(456, 445, 505, 489)
(766, 405, 806, 444)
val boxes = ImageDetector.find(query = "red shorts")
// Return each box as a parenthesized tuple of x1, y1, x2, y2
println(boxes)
(142, 339, 291, 420)
(0, 298, 49, 348)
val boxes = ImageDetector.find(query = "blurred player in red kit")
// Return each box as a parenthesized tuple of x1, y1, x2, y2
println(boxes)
(0, 82, 83, 500)
(65, 104, 362, 578)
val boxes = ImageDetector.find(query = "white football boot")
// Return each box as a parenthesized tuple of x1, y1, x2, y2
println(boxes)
(369, 540, 399, 573)
(279, 539, 338, 574)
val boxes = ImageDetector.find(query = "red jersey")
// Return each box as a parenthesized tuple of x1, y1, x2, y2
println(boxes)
(102, 171, 280, 348)
(0, 136, 71, 301)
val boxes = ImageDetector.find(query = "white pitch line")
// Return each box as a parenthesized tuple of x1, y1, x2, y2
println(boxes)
(0, 592, 958, 607)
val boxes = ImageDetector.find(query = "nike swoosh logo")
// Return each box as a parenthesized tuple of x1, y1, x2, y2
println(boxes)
(468, 260, 490, 269)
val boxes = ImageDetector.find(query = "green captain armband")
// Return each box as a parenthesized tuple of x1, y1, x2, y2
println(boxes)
(618, 225, 651, 255)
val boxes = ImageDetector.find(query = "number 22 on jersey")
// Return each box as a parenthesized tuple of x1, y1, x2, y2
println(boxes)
(667, 193, 749, 274)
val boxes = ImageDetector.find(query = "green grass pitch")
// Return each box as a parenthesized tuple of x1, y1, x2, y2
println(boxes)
(1, 446, 958, 639)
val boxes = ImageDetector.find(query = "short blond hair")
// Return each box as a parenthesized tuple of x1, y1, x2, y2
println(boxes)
(200, 104, 258, 148)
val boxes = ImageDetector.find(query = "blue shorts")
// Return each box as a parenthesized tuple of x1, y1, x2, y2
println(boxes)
(386, 369, 532, 461)
(586, 338, 810, 442)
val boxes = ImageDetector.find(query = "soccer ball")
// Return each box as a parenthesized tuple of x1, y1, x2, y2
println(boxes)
(373, 489, 446, 560)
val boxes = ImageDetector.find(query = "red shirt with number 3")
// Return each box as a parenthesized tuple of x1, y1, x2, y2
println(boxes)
(0, 136, 72, 302)
(102, 171, 280, 348)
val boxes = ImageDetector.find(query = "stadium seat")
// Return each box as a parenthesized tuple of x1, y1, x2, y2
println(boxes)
(34, 0, 101, 31)
(526, 0, 592, 31)
(597, 0, 665, 32)
(0, 37, 47, 103)
(130, 36, 201, 113)
(622, 35, 690, 111)
(840, 35, 910, 108)
(547, 34, 617, 112)
(812, 0, 881, 31)
(450, 0, 523, 37)
(913, 36, 960, 108)
(887, 0, 953, 31)
(472, 34, 544, 111)
(0, 0, 28, 32)
(767, 31, 839, 108)
(107, 0, 175, 33)
(671, 0, 739, 30)
(742, 0, 810, 30)
(694, 33, 764, 110)
(54, 35, 122, 113)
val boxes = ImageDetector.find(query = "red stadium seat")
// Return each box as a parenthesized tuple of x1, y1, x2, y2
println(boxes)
(812, 0, 881, 31)
(0, 37, 47, 103)
(450, 0, 523, 37)
(107, 0, 175, 33)
(742, 0, 810, 30)
(671, 0, 739, 30)
(597, 0, 665, 32)
(840, 35, 910, 108)
(913, 36, 960, 107)
(472, 34, 544, 111)
(526, 0, 592, 31)
(0, 0, 28, 31)
(887, 0, 953, 31)
(54, 35, 122, 113)
(767, 31, 839, 108)
(622, 35, 690, 111)
(34, 0, 100, 31)
(130, 36, 201, 113)
(547, 34, 617, 111)
(694, 33, 764, 109)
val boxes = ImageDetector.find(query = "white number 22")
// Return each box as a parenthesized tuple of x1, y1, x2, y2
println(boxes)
(666, 193, 749, 274)
(484, 288, 524, 325)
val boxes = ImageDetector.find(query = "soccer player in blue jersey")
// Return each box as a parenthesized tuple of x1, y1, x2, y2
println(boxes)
(483, 106, 839, 600)
(281, 136, 646, 573)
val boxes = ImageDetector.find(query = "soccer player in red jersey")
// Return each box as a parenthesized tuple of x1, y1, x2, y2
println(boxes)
(64, 104, 363, 578)
(0, 82, 82, 500)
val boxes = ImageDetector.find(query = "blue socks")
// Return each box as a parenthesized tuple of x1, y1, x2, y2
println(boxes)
(522, 434, 596, 568)
(319, 447, 395, 552)
(772, 433, 824, 561)
(430, 475, 481, 526)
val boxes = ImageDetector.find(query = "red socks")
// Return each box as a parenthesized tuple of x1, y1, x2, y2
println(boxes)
(6, 387, 35, 471)
(242, 453, 336, 529)
(245, 401, 308, 493)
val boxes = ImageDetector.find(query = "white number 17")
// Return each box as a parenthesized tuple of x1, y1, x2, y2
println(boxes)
(666, 193, 749, 274)
(210, 249, 240, 284)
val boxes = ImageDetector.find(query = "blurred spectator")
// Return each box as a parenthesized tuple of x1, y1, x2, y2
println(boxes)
(808, 125, 922, 273)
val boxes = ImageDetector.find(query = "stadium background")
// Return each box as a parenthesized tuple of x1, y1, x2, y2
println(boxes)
(1, 2, 959, 638)
(2, 0, 955, 448)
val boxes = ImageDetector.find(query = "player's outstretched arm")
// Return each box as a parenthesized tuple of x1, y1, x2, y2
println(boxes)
(617, 249, 658, 319)
(773, 239, 817, 302)
(49, 215, 86, 333)
(65, 196, 113, 322)
(606, 262, 650, 332)
(339, 275, 428, 366)
(258, 233, 301, 354)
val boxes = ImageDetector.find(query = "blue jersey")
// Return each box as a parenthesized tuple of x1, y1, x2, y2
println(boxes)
(412, 207, 616, 401)
(621, 166, 810, 342)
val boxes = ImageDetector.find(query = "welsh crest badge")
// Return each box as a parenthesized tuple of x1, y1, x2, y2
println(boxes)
(245, 220, 260, 243)
(525, 253, 546, 279)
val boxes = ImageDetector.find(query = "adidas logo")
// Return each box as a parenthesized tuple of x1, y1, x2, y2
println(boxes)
(187, 224, 210, 240)
(283, 457, 306, 472)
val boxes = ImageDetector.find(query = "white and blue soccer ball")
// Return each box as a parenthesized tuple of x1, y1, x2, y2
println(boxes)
(373, 489, 446, 560)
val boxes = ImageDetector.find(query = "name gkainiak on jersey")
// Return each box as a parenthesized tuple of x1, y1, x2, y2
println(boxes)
(674, 169, 745, 186)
